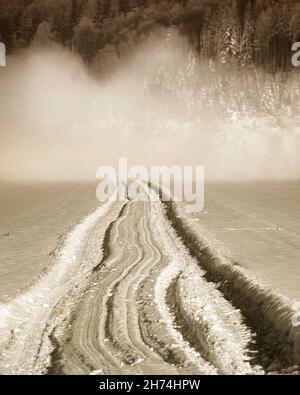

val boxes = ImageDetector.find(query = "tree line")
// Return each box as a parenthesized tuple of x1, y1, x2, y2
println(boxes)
(0, 0, 300, 72)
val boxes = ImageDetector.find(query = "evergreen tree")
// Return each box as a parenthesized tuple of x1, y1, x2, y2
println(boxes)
(18, 9, 33, 46)
(84, 0, 98, 23)
(32, 21, 54, 46)
(290, 4, 300, 41)
(50, 0, 73, 46)
(254, 7, 272, 69)
(74, 16, 98, 63)
(240, 1, 254, 68)
(220, 0, 240, 67)
(97, 0, 111, 19)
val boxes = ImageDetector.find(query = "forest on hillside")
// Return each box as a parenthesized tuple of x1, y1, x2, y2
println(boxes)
(1, 0, 300, 125)
(0, 0, 300, 73)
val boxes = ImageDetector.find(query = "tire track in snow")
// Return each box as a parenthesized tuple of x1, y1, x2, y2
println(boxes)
(1, 185, 296, 375)
(61, 200, 210, 374)
(62, 184, 255, 375)
(0, 193, 123, 374)
(159, 195, 300, 374)
(146, 191, 254, 375)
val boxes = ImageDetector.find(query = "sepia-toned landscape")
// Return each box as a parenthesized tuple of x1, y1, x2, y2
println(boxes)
(0, 0, 300, 376)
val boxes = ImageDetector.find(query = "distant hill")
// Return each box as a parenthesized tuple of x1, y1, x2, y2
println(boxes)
(0, 0, 299, 72)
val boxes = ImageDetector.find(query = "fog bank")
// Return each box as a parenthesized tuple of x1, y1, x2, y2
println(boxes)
(1, 31, 300, 181)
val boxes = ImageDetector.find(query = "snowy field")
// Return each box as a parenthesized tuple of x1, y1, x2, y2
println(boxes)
(0, 181, 98, 302)
(182, 181, 300, 300)
(0, 181, 299, 375)
(1, 180, 299, 303)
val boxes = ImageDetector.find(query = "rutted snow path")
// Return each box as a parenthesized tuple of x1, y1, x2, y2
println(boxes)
(0, 191, 123, 374)
(0, 186, 298, 374)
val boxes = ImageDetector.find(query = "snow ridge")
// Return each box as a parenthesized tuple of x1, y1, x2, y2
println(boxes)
(147, 185, 256, 374)
(161, 197, 300, 369)
(0, 191, 123, 374)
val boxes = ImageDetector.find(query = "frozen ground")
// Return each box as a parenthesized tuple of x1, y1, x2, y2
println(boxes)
(0, 181, 98, 302)
(181, 181, 300, 300)
(0, 181, 299, 375)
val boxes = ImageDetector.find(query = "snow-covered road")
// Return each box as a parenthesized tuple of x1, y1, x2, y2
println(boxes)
(0, 186, 299, 375)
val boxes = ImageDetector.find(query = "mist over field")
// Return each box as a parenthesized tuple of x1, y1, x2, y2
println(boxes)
(1, 30, 300, 181)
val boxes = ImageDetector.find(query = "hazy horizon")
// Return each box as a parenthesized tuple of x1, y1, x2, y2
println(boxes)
(1, 29, 300, 182)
